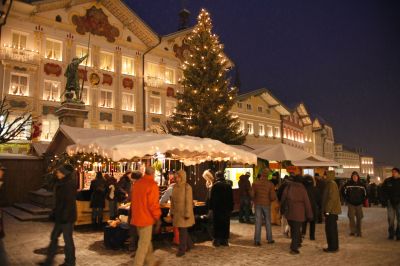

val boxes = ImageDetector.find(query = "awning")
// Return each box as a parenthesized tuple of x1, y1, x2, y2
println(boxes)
(292, 158, 340, 167)
(62, 126, 257, 166)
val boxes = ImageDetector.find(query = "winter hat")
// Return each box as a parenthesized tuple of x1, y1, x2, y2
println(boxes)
(131, 170, 143, 180)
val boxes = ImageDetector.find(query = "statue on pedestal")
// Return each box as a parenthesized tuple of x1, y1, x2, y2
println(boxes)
(61, 54, 88, 102)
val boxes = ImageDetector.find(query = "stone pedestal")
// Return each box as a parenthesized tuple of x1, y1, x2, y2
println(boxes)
(56, 101, 88, 128)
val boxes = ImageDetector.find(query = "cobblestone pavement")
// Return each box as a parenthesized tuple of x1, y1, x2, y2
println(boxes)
(3, 206, 400, 266)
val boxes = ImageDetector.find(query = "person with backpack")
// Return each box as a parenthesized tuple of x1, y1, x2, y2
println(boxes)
(342, 171, 367, 237)
(90, 172, 107, 229)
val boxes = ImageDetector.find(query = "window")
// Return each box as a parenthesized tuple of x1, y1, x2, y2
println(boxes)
(147, 63, 161, 78)
(166, 100, 176, 117)
(237, 102, 243, 108)
(45, 39, 62, 61)
(41, 115, 59, 141)
(81, 87, 90, 105)
(12, 32, 27, 50)
(165, 68, 175, 84)
(259, 124, 265, 136)
(99, 90, 113, 108)
(149, 94, 161, 114)
(99, 51, 114, 71)
(43, 80, 61, 101)
(267, 125, 273, 137)
(76, 45, 91, 66)
(246, 104, 252, 110)
(122, 56, 134, 75)
(9, 73, 28, 96)
(257, 106, 263, 112)
(246, 122, 254, 135)
(122, 93, 135, 111)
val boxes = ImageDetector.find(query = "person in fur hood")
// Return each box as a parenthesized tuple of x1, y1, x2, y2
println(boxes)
(170, 170, 195, 257)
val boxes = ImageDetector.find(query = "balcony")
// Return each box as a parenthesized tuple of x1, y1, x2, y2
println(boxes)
(145, 76, 165, 88)
(0, 45, 40, 64)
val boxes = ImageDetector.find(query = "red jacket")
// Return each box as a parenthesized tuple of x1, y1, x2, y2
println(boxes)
(131, 174, 161, 227)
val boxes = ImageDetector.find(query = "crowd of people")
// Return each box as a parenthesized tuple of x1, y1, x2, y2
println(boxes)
(0, 161, 397, 266)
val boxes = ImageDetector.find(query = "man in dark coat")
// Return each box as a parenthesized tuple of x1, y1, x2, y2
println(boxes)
(381, 167, 400, 240)
(90, 172, 107, 229)
(342, 171, 367, 237)
(302, 175, 319, 240)
(315, 173, 326, 223)
(39, 164, 77, 266)
(209, 171, 234, 247)
(238, 173, 251, 223)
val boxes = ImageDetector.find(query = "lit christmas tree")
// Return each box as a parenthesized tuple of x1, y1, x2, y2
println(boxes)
(167, 9, 245, 145)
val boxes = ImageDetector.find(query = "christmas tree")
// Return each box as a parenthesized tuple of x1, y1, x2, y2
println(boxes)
(167, 9, 246, 145)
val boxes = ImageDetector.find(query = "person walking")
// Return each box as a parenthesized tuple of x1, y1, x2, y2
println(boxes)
(105, 174, 118, 220)
(251, 168, 277, 246)
(322, 171, 342, 253)
(302, 175, 319, 240)
(342, 171, 367, 237)
(381, 167, 400, 240)
(277, 175, 293, 237)
(238, 173, 252, 223)
(117, 171, 132, 203)
(128, 171, 143, 253)
(209, 171, 233, 247)
(90, 172, 107, 229)
(315, 173, 326, 223)
(170, 170, 195, 257)
(281, 175, 313, 255)
(131, 167, 161, 266)
(39, 164, 77, 266)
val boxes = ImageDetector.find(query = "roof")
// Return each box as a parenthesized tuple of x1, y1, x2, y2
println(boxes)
(237, 88, 291, 116)
(295, 103, 312, 126)
(31, 142, 50, 156)
(25, 0, 160, 47)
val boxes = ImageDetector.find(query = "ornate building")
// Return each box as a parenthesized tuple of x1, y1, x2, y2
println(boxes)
(312, 117, 335, 160)
(231, 88, 290, 146)
(0, 0, 190, 152)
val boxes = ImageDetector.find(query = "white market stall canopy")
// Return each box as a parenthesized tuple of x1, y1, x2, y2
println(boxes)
(59, 126, 257, 166)
(235, 143, 339, 167)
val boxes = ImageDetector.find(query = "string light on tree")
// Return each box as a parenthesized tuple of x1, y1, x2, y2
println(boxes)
(167, 8, 245, 145)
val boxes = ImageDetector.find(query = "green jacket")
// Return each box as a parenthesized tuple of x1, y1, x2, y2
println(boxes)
(322, 179, 342, 215)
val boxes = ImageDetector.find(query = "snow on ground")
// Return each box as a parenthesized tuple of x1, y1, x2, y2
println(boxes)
(3, 206, 400, 266)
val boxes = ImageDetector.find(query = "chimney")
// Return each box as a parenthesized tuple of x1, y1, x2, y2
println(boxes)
(178, 8, 190, 30)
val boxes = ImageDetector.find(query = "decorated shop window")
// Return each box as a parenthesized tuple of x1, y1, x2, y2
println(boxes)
(122, 93, 135, 111)
(9, 73, 29, 96)
(149, 94, 161, 114)
(122, 56, 134, 75)
(165, 100, 176, 117)
(99, 51, 114, 71)
(76, 45, 91, 66)
(41, 115, 59, 141)
(99, 89, 113, 108)
(45, 39, 62, 61)
(43, 80, 61, 101)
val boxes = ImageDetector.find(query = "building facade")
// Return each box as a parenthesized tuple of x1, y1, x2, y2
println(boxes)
(334, 144, 360, 178)
(0, 0, 187, 152)
(312, 118, 335, 160)
(360, 155, 374, 177)
(231, 88, 289, 146)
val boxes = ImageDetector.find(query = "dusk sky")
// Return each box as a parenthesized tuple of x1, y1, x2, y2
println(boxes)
(127, 0, 400, 167)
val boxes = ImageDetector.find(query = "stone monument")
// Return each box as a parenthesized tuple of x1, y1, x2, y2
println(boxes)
(56, 55, 89, 128)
